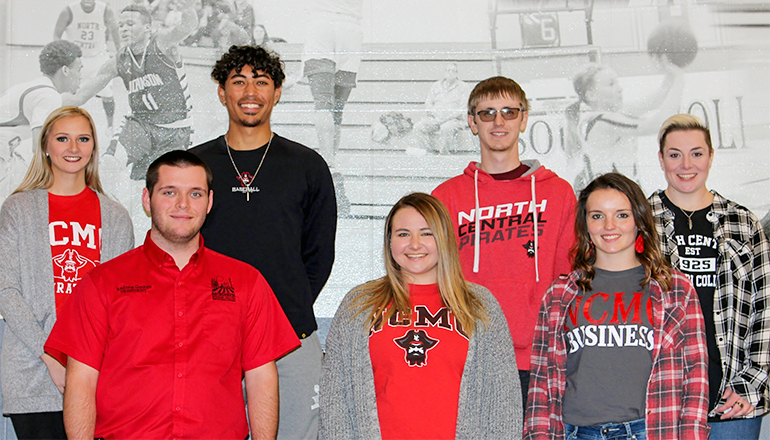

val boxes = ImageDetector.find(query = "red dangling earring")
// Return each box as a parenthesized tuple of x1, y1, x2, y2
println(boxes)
(635, 234, 644, 253)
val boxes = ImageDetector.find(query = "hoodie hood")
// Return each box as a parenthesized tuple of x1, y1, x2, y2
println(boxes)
(462, 159, 559, 183)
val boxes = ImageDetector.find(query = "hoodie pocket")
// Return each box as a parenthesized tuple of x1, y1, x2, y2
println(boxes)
(483, 279, 538, 350)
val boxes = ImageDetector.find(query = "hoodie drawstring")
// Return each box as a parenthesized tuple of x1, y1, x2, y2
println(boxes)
(473, 169, 480, 273)
(531, 174, 540, 282)
(473, 168, 541, 281)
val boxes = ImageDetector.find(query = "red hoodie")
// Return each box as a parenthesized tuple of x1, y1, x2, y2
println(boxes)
(432, 160, 576, 369)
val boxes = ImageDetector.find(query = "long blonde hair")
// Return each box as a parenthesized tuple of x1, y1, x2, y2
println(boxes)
(13, 106, 103, 195)
(350, 193, 487, 336)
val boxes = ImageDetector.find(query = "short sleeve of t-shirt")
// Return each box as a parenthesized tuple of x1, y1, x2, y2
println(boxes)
(44, 273, 109, 369)
(241, 271, 300, 371)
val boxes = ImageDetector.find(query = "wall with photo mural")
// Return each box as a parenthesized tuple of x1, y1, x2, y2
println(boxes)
(0, 2, 768, 430)
(3, 0, 769, 323)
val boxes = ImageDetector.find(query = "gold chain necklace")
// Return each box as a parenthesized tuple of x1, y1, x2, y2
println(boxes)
(680, 208, 695, 229)
(224, 133, 273, 202)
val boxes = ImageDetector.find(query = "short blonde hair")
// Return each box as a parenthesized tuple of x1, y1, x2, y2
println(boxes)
(658, 113, 713, 155)
(14, 106, 103, 194)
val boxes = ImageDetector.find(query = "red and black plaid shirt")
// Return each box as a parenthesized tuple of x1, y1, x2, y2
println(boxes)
(524, 270, 710, 440)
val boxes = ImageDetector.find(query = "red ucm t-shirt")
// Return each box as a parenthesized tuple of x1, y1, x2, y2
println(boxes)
(48, 187, 101, 315)
(369, 283, 469, 440)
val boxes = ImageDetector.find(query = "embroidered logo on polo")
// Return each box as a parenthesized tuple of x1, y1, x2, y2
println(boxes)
(394, 329, 438, 367)
(211, 276, 236, 302)
(117, 285, 151, 294)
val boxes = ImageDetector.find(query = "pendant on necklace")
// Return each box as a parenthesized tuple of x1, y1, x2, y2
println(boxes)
(237, 186, 260, 202)
(225, 133, 273, 204)
(682, 210, 694, 230)
(246, 187, 261, 201)
(235, 185, 260, 202)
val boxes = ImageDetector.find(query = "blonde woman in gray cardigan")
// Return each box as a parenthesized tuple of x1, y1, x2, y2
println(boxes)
(0, 107, 133, 439)
(319, 193, 522, 440)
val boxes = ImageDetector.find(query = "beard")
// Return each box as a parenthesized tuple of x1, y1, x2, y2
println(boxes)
(236, 116, 267, 128)
(150, 211, 203, 245)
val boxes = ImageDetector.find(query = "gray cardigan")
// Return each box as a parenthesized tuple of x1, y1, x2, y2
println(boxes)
(319, 283, 523, 439)
(0, 189, 134, 413)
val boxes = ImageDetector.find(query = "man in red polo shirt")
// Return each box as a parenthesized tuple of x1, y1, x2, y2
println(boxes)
(44, 150, 299, 439)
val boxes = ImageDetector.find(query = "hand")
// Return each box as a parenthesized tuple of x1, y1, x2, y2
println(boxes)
(715, 388, 755, 419)
(652, 53, 683, 75)
(41, 353, 66, 394)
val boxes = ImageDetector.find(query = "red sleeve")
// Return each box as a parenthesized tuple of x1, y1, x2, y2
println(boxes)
(241, 272, 301, 371)
(554, 189, 576, 277)
(44, 274, 109, 370)
(524, 284, 559, 440)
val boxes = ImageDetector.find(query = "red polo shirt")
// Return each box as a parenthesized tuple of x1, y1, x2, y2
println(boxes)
(45, 233, 300, 439)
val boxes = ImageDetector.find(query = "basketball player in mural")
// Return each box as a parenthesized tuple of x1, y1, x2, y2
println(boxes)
(563, 22, 694, 191)
(564, 57, 684, 190)
(54, 0, 120, 130)
(0, 40, 83, 199)
(303, 0, 363, 169)
(71, 1, 197, 182)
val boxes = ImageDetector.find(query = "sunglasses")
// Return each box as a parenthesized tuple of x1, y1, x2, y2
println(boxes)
(474, 107, 523, 122)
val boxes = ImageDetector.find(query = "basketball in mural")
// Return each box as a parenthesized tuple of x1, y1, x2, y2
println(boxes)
(647, 21, 699, 68)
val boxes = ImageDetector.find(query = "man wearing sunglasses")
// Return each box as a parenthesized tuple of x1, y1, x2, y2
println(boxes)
(432, 76, 576, 410)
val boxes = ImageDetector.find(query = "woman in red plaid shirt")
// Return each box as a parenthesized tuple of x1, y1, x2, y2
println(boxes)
(524, 173, 710, 440)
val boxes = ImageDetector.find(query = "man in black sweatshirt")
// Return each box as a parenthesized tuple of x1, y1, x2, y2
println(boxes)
(190, 45, 337, 440)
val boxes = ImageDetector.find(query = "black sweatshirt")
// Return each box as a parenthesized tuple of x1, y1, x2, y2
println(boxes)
(191, 135, 337, 338)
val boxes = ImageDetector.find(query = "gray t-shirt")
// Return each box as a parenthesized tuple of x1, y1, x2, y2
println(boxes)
(562, 266, 654, 426)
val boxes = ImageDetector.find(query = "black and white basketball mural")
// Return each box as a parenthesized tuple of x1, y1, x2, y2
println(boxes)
(2, 0, 768, 336)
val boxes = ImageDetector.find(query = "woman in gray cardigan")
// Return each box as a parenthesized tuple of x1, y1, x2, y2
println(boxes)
(0, 107, 134, 439)
(319, 193, 522, 439)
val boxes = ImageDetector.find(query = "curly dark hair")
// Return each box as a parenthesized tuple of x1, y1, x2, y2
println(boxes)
(211, 45, 285, 88)
(571, 172, 673, 292)
(39, 40, 82, 76)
